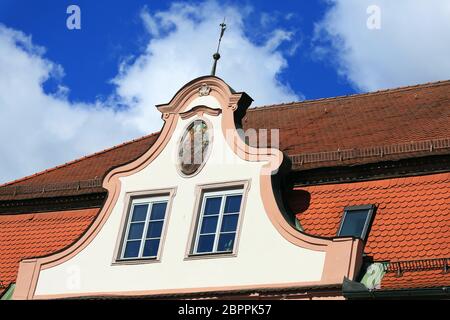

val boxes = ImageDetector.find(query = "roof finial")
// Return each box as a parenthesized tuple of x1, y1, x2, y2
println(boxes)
(211, 18, 227, 76)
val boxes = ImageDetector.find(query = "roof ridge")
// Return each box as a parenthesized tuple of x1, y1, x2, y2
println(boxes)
(0, 132, 160, 188)
(289, 137, 450, 165)
(249, 79, 450, 111)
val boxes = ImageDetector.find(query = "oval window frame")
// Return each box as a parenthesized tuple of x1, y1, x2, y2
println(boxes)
(176, 117, 213, 178)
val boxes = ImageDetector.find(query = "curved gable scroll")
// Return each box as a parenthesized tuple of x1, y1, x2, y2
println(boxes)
(13, 76, 364, 299)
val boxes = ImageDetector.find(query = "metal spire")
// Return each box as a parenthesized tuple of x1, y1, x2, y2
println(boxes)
(211, 18, 227, 76)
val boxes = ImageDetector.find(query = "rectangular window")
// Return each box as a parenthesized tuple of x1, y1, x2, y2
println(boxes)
(120, 196, 169, 260)
(338, 205, 375, 240)
(192, 189, 243, 255)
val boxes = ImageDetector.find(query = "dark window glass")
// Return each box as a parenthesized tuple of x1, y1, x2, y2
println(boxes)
(146, 221, 164, 238)
(131, 204, 148, 222)
(143, 239, 160, 257)
(200, 216, 218, 234)
(193, 192, 243, 255)
(123, 240, 141, 258)
(128, 223, 145, 240)
(221, 214, 239, 232)
(197, 234, 215, 253)
(339, 209, 370, 238)
(122, 200, 168, 260)
(217, 233, 236, 252)
(224, 195, 242, 213)
(150, 202, 167, 220)
(204, 197, 221, 215)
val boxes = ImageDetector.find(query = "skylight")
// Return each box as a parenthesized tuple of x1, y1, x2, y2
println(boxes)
(338, 205, 375, 240)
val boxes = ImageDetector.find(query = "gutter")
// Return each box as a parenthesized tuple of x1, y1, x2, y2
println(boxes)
(342, 277, 450, 299)
(60, 284, 343, 300)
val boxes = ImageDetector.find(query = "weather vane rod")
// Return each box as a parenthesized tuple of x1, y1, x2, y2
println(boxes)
(211, 18, 227, 76)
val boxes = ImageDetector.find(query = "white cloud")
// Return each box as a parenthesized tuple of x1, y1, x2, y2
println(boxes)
(314, 0, 450, 91)
(113, 1, 300, 132)
(0, 0, 299, 184)
(0, 25, 141, 185)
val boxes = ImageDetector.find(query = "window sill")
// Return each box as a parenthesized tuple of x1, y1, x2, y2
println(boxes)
(112, 257, 160, 266)
(184, 251, 237, 261)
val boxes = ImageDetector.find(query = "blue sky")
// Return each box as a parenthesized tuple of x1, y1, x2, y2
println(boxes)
(0, 0, 353, 103)
(0, 0, 449, 183)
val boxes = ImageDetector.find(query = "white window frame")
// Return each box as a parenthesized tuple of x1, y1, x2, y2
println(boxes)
(119, 195, 170, 260)
(192, 189, 244, 255)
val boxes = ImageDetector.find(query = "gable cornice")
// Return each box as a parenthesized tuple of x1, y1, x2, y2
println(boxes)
(155, 76, 253, 120)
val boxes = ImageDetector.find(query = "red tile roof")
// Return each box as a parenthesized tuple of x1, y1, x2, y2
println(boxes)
(244, 80, 450, 169)
(2, 80, 450, 200)
(381, 269, 450, 290)
(0, 208, 99, 295)
(293, 172, 450, 290)
(1, 133, 160, 190)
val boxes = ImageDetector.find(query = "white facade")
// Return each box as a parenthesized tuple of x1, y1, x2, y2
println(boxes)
(35, 95, 327, 296)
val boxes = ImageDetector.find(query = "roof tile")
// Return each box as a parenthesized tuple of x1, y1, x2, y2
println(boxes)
(292, 172, 450, 289)
(0, 209, 98, 295)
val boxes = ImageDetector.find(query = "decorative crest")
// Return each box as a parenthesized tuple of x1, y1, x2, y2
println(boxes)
(198, 83, 211, 96)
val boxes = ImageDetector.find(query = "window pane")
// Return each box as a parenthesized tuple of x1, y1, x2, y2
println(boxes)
(128, 223, 145, 240)
(150, 202, 167, 220)
(131, 204, 148, 222)
(224, 195, 242, 213)
(200, 216, 218, 234)
(197, 234, 215, 253)
(221, 214, 239, 232)
(146, 221, 164, 239)
(217, 233, 236, 252)
(123, 240, 141, 258)
(339, 209, 370, 238)
(204, 197, 221, 215)
(142, 239, 160, 257)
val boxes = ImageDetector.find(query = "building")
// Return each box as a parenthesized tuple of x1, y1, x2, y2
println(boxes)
(0, 76, 449, 300)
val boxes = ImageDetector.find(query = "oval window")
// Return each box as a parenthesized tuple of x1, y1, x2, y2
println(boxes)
(178, 120, 210, 176)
